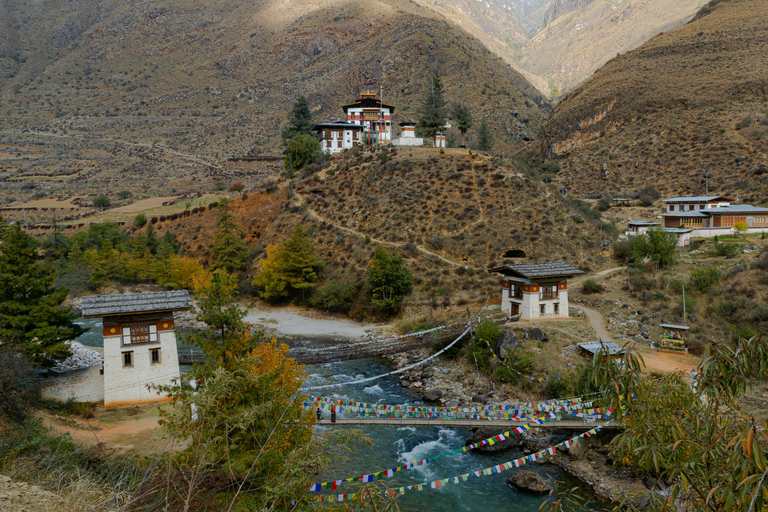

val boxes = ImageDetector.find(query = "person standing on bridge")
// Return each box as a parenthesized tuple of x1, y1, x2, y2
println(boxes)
(316, 407, 322, 422)
(331, 405, 336, 424)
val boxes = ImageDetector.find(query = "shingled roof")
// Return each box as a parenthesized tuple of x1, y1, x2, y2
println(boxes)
(487, 262, 584, 279)
(81, 290, 192, 318)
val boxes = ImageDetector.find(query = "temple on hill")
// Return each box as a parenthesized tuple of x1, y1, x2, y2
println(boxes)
(343, 83, 394, 148)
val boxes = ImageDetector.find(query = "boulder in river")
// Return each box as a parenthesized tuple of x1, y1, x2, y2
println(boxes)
(530, 328, 548, 342)
(507, 470, 552, 493)
(496, 330, 521, 360)
(467, 427, 521, 453)
(423, 389, 443, 402)
(569, 437, 589, 460)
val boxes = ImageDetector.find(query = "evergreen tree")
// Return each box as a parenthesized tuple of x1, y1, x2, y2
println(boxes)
(145, 222, 159, 255)
(476, 117, 493, 152)
(417, 70, 446, 142)
(367, 246, 413, 314)
(158, 231, 179, 259)
(281, 96, 313, 149)
(0, 221, 84, 367)
(453, 103, 473, 146)
(252, 225, 323, 301)
(210, 199, 248, 275)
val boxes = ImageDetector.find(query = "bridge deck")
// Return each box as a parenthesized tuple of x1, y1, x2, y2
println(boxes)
(321, 418, 619, 429)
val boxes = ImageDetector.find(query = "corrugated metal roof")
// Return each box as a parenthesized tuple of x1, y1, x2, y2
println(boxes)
(578, 341, 626, 355)
(659, 323, 690, 330)
(662, 211, 710, 217)
(662, 228, 694, 233)
(706, 205, 768, 213)
(628, 221, 661, 225)
(488, 262, 584, 279)
(312, 121, 363, 130)
(81, 290, 192, 318)
(662, 196, 733, 202)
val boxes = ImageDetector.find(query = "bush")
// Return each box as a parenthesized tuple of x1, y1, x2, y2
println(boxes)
(540, 160, 561, 173)
(309, 280, 361, 312)
(635, 185, 661, 201)
(735, 117, 752, 130)
(638, 194, 655, 207)
(546, 372, 573, 399)
(476, 319, 501, 347)
(0, 349, 39, 423)
(92, 194, 111, 207)
(712, 241, 739, 257)
(541, 174, 554, 183)
(690, 267, 721, 293)
(613, 240, 632, 262)
(117, 190, 132, 199)
(679, 295, 697, 317)
(596, 196, 612, 211)
(493, 365, 521, 385)
(582, 279, 601, 294)
(134, 213, 147, 228)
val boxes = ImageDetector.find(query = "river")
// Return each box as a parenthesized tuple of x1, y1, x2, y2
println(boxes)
(73, 317, 605, 511)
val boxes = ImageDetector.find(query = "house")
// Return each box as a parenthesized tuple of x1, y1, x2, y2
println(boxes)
(488, 262, 584, 320)
(81, 290, 191, 407)
(391, 121, 423, 147)
(312, 121, 363, 154)
(662, 196, 733, 213)
(625, 220, 661, 236)
(660, 202, 768, 244)
(343, 83, 395, 147)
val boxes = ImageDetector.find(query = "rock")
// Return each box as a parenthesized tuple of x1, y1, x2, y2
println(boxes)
(530, 328, 548, 342)
(507, 470, 552, 493)
(645, 477, 667, 490)
(467, 427, 521, 452)
(423, 389, 443, 402)
(641, 316, 653, 324)
(569, 437, 589, 460)
(471, 394, 486, 404)
(639, 325, 651, 333)
(497, 329, 521, 359)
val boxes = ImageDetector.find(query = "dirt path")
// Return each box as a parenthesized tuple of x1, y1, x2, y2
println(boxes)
(244, 304, 389, 339)
(579, 305, 612, 341)
(0, 475, 72, 512)
(293, 192, 462, 267)
(571, 266, 625, 287)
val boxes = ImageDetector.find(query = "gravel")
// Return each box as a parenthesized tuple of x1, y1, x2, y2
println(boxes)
(51, 341, 103, 372)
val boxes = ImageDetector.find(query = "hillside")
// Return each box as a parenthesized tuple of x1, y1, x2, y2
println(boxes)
(411, 0, 705, 97)
(147, 148, 614, 313)
(0, 0, 548, 211)
(538, 0, 768, 201)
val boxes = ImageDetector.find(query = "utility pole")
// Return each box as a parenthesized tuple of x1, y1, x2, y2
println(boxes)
(682, 284, 687, 324)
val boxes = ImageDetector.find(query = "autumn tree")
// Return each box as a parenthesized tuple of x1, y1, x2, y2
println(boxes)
(417, 70, 446, 142)
(252, 225, 323, 301)
(367, 246, 413, 314)
(210, 198, 248, 275)
(453, 102, 473, 146)
(0, 221, 84, 367)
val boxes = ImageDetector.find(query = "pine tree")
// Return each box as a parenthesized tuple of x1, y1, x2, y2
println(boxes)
(210, 199, 248, 275)
(417, 70, 446, 142)
(453, 103, 473, 147)
(476, 117, 493, 152)
(0, 221, 84, 367)
(367, 246, 413, 314)
(145, 222, 159, 255)
(252, 225, 323, 301)
(281, 96, 313, 149)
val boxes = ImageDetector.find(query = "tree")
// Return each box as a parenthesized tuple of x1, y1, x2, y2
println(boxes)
(0, 222, 84, 367)
(453, 103, 473, 146)
(367, 246, 413, 314)
(417, 70, 446, 142)
(476, 117, 493, 152)
(629, 227, 678, 269)
(252, 225, 323, 301)
(144, 222, 158, 255)
(552, 335, 768, 512)
(281, 96, 312, 149)
(92, 194, 111, 207)
(734, 220, 748, 235)
(210, 199, 248, 274)
(283, 133, 321, 174)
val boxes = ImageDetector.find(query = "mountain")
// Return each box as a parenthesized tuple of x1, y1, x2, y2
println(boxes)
(0, 0, 549, 207)
(411, 0, 706, 97)
(539, 0, 768, 201)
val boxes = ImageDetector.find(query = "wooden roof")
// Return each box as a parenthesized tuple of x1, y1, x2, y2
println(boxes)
(81, 290, 191, 318)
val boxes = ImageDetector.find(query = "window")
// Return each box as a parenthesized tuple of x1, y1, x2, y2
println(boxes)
(670, 205, 675, 212)
(554, 304, 560, 315)
(699, 205, 705, 210)
(510, 283, 523, 299)
(122, 324, 158, 345)
(123, 351, 133, 367)
(689, 205, 695, 211)
(540, 286, 556, 300)
(150, 348, 161, 364)
(539, 304, 546, 315)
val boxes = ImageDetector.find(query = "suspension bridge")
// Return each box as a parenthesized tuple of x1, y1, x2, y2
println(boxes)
(318, 417, 619, 429)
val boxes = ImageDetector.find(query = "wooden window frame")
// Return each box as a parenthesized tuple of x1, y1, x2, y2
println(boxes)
(150, 348, 161, 365)
(123, 351, 134, 368)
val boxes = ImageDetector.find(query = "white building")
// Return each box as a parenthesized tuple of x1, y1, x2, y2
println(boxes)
(342, 83, 395, 148)
(312, 121, 363, 154)
(662, 195, 733, 213)
(81, 290, 190, 407)
(488, 262, 583, 321)
(391, 121, 423, 147)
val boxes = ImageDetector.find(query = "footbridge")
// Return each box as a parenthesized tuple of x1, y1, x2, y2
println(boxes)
(320, 418, 620, 429)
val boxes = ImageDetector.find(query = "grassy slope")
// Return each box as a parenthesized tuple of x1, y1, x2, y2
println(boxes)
(539, 0, 768, 200)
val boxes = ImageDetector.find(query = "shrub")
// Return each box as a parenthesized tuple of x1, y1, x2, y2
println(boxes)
(493, 365, 521, 385)
(635, 185, 661, 200)
(678, 295, 697, 317)
(476, 320, 501, 347)
(214, 181, 226, 191)
(596, 196, 612, 211)
(92, 194, 111, 207)
(735, 117, 752, 130)
(613, 240, 632, 262)
(309, 280, 361, 312)
(230, 182, 245, 192)
(540, 160, 561, 173)
(712, 241, 739, 257)
(0, 349, 39, 423)
(546, 372, 573, 399)
(690, 267, 721, 293)
(134, 213, 147, 227)
(582, 279, 601, 294)
(117, 190, 132, 199)
(541, 174, 554, 183)
(638, 194, 655, 207)
(466, 267, 476, 277)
